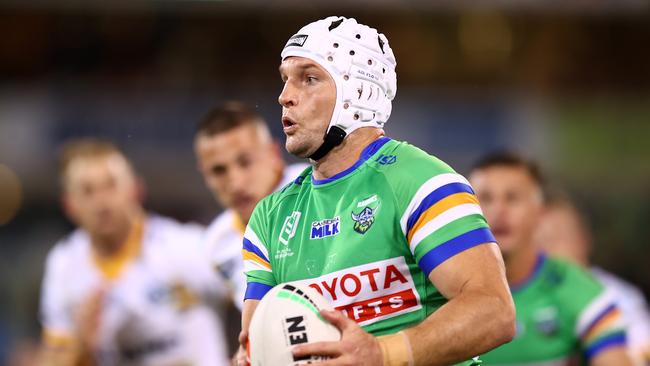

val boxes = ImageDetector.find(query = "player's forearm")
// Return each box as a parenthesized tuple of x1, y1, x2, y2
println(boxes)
(241, 299, 260, 332)
(399, 287, 515, 366)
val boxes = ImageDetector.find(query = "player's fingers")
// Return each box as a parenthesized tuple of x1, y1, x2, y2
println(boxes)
(320, 309, 355, 332)
(303, 355, 352, 366)
(292, 341, 342, 358)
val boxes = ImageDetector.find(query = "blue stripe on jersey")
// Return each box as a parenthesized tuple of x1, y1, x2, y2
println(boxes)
(584, 332, 626, 360)
(417, 227, 495, 276)
(243, 237, 270, 263)
(244, 282, 273, 301)
(312, 137, 391, 185)
(406, 182, 475, 236)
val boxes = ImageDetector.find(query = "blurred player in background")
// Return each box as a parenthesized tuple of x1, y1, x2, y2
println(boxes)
(536, 195, 650, 365)
(39, 139, 229, 366)
(239, 16, 515, 366)
(194, 101, 307, 310)
(194, 101, 307, 356)
(470, 152, 633, 366)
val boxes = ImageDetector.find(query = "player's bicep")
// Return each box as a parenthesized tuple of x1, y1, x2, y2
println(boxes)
(428, 242, 508, 300)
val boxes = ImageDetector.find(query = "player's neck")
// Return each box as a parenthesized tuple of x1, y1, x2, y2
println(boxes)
(91, 229, 131, 258)
(311, 128, 384, 180)
(90, 211, 142, 258)
(503, 242, 540, 287)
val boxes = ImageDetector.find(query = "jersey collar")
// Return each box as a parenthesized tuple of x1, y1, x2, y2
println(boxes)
(511, 252, 547, 293)
(311, 136, 391, 186)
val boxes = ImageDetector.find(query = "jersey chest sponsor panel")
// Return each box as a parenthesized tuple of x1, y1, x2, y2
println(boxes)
(262, 159, 442, 333)
(291, 257, 423, 327)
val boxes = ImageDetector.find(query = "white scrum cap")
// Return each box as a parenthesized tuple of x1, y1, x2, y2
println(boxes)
(281, 16, 397, 153)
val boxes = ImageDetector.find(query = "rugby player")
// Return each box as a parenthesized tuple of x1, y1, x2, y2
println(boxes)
(237, 16, 515, 366)
(39, 139, 229, 366)
(469, 152, 633, 365)
(536, 196, 650, 365)
(194, 101, 307, 310)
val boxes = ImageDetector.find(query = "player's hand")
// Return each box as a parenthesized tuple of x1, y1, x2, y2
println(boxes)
(292, 309, 384, 366)
(74, 287, 106, 353)
(233, 329, 250, 366)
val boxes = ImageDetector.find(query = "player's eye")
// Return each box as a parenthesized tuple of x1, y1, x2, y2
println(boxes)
(306, 75, 318, 84)
(211, 165, 226, 176)
(238, 156, 252, 169)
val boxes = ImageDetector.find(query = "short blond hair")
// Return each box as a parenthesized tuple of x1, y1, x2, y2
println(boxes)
(58, 138, 132, 186)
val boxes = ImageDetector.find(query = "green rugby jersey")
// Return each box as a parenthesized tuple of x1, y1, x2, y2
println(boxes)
(481, 253, 627, 365)
(242, 137, 494, 364)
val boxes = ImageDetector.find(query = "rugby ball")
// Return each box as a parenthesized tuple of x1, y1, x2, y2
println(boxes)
(248, 283, 341, 366)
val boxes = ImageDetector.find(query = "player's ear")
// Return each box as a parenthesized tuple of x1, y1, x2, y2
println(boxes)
(60, 193, 79, 224)
(134, 176, 147, 204)
(270, 140, 283, 159)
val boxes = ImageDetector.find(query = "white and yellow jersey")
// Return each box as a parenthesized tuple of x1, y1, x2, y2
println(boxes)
(40, 215, 230, 366)
(204, 163, 308, 310)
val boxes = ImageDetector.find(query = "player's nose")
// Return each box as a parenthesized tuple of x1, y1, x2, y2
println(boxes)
(278, 82, 296, 107)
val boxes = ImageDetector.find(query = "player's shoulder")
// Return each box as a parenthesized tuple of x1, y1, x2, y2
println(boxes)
(369, 138, 466, 193)
(265, 165, 312, 209)
(146, 214, 204, 237)
(542, 255, 604, 309)
(45, 229, 89, 271)
(381, 138, 456, 171)
(205, 209, 236, 239)
(143, 214, 205, 252)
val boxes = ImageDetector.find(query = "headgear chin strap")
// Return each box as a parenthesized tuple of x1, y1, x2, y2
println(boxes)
(308, 126, 346, 161)
(281, 16, 397, 160)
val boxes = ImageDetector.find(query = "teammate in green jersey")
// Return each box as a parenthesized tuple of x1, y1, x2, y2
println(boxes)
(469, 152, 632, 366)
(236, 16, 515, 366)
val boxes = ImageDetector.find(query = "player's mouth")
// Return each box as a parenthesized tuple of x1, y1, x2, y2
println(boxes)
(491, 226, 510, 238)
(282, 116, 298, 134)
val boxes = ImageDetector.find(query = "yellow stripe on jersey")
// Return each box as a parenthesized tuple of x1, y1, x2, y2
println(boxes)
(407, 192, 479, 244)
(243, 250, 271, 270)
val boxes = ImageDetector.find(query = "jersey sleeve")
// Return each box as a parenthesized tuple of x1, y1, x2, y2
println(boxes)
(243, 200, 277, 301)
(574, 285, 627, 360)
(40, 247, 74, 346)
(399, 171, 495, 277)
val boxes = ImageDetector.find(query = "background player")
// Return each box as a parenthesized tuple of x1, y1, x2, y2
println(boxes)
(40, 139, 229, 366)
(536, 195, 650, 365)
(239, 16, 515, 366)
(469, 152, 633, 365)
(194, 101, 307, 311)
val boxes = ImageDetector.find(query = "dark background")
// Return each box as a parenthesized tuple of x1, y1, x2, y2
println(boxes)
(0, 1, 648, 363)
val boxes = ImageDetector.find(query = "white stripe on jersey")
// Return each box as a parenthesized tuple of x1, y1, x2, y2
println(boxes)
(575, 288, 620, 336)
(243, 225, 269, 262)
(399, 173, 471, 237)
(409, 203, 484, 253)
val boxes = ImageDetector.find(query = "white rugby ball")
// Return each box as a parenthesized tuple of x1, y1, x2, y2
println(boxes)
(248, 283, 341, 366)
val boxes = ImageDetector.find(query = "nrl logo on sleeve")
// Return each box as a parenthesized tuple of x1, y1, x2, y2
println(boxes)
(351, 195, 380, 235)
(310, 217, 340, 240)
(284, 34, 308, 48)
